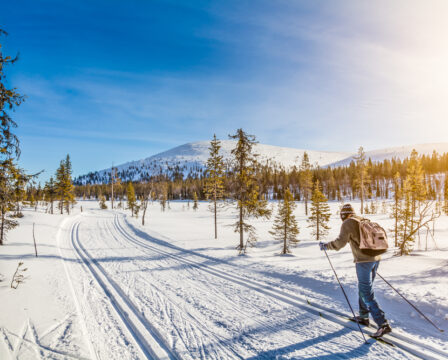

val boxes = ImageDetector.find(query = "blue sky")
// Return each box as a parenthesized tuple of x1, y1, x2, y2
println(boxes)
(2, 0, 448, 181)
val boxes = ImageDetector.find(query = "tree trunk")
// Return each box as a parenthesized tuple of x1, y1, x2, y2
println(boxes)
(142, 202, 147, 225)
(0, 210, 4, 245)
(283, 221, 287, 254)
(239, 203, 244, 250)
(214, 195, 217, 239)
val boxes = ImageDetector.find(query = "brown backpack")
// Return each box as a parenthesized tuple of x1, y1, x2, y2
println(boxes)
(354, 218, 389, 255)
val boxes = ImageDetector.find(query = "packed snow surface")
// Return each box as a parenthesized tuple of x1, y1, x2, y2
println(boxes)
(1, 200, 447, 359)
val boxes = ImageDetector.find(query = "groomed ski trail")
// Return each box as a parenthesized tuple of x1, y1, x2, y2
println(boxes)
(69, 220, 177, 360)
(110, 214, 447, 360)
(62, 211, 415, 360)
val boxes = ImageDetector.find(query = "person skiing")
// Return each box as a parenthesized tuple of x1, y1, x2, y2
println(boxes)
(319, 203, 392, 338)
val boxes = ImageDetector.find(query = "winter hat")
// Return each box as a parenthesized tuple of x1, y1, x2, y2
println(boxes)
(340, 203, 355, 221)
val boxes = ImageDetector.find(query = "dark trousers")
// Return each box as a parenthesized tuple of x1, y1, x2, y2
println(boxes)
(355, 261, 387, 327)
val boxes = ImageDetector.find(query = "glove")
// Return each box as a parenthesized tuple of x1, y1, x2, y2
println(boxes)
(319, 242, 327, 251)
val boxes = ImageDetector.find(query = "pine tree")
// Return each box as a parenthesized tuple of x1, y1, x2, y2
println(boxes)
(397, 150, 427, 254)
(354, 146, 370, 214)
(99, 194, 107, 209)
(55, 155, 75, 214)
(229, 129, 271, 253)
(126, 182, 137, 216)
(203, 134, 226, 238)
(63, 155, 76, 213)
(269, 189, 299, 254)
(192, 191, 198, 211)
(390, 172, 402, 247)
(443, 174, 448, 215)
(0, 29, 25, 245)
(159, 182, 167, 212)
(44, 177, 57, 214)
(299, 152, 313, 215)
(308, 180, 331, 241)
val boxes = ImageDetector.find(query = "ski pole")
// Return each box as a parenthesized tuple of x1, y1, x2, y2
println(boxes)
(323, 248, 368, 343)
(377, 272, 444, 333)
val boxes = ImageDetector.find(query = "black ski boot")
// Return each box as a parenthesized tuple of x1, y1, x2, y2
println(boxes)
(349, 315, 370, 326)
(372, 323, 392, 338)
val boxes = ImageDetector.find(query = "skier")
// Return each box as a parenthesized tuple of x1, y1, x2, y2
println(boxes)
(319, 203, 392, 338)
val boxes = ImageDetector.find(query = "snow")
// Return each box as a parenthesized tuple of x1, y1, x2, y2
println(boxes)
(1, 200, 447, 359)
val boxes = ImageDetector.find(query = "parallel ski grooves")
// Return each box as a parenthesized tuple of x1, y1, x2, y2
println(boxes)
(114, 215, 447, 360)
(71, 221, 178, 360)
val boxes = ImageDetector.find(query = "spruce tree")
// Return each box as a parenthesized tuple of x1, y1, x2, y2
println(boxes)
(63, 155, 76, 213)
(126, 182, 137, 216)
(0, 30, 25, 244)
(354, 146, 370, 214)
(269, 189, 299, 254)
(443, 174, 448, 215)
(299, 152, 313, 215)
(397, 150, 427, 254)
(55, 155, 75, 214)
(203, 134, 226, 238)
(390, 172, 402, 247)
(193, 191, 198, 211)
(44, 177, 57, 214)
(99, 194, 107, 209)
(229, 129, 271, 253)
(308, 180, 331, 241)
(159, 183, 167, 212)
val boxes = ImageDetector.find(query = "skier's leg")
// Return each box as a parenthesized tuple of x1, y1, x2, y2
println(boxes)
(356, 261, 387, 327)
(356, 264, 370, 319)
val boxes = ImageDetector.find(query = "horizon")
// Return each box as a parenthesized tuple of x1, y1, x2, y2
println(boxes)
(2, 1, 448, 182)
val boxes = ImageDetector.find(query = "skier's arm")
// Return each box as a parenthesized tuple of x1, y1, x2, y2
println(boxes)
(326, 221, 351, 251)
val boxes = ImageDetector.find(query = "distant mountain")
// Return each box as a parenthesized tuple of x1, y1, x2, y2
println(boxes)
(329, 143, 448, 167)
(74, 140, 350, 184)
(74, 141, 448, 184)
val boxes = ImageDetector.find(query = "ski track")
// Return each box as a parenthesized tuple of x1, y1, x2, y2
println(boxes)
(112, 214, 445, 359)
(67, 211, 414, 360)
(69, 221, 177, 360)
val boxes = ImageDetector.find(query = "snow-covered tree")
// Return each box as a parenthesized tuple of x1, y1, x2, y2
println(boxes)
(203, 134, 226, 238)
(308, 180, 331, 241)
(270, 189, 299, 254)
(229, 129, 271, 253)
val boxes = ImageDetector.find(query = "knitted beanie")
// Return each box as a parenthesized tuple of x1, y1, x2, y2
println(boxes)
(340, 203, 355, 220)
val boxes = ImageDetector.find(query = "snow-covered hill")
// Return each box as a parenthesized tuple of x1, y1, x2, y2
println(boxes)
(75, 141, 448, 184)
(330, 143, 448, 167)
(75, 140, 351, 184)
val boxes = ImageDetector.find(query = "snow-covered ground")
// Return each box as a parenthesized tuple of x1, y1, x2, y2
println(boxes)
(0, 200, 447, 359)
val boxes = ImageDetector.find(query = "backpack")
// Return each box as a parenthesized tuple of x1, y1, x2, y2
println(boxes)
(354, 218, 389, 256)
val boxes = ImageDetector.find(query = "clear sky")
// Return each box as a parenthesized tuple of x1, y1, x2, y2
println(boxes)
(2, 0, 448, 181)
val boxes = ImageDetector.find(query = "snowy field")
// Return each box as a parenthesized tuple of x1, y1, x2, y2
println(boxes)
(0, 199, 447, 359)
